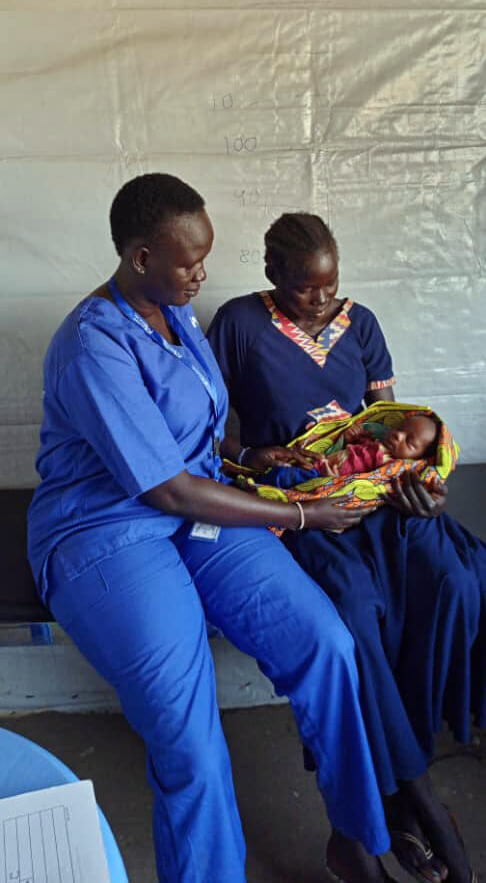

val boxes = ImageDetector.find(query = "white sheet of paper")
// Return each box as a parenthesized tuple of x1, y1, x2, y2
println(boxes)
(0, 780, 111, 883)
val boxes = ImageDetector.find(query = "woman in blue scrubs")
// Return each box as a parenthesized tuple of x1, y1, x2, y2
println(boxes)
(28, 174, 393, 883)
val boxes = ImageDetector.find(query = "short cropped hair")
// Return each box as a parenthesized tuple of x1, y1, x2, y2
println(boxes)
(110, 173, 205, 255)
(264, 212, 338, 284)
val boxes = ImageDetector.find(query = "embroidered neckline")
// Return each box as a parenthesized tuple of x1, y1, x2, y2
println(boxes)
(260, 292, 353, 368)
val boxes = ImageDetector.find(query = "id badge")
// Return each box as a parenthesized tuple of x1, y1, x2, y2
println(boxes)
(189, 522, 221, 542)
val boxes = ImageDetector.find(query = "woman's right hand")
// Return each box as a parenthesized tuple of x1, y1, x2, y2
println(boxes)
(143, 465, 376, 534)
(302, 499, 376, 532)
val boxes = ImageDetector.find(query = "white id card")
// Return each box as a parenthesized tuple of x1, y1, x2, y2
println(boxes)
(189, 522, 221, 542)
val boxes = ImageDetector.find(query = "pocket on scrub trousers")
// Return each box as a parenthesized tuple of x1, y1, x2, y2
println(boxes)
(47, 549, 110, 632)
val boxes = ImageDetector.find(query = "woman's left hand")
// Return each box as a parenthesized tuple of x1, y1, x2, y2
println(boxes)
(243, 444, 322, 473)
(387, 471, 447, 518)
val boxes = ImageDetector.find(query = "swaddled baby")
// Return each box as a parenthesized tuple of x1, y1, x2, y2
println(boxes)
(263, 414, 438, 490)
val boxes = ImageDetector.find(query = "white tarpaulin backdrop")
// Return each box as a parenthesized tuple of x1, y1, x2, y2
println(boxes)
(1, 1, 485, 487)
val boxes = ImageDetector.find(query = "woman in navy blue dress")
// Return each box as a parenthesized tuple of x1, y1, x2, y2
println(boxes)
(208, 212, 484, 883)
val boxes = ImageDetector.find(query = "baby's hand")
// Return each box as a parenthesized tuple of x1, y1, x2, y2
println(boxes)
(344, 424, 364, 443)
(317, 457, 341, 478)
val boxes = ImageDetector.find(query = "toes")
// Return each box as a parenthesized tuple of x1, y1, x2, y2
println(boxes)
(417, 859, 447, 883)
(429, 857, 448, 881)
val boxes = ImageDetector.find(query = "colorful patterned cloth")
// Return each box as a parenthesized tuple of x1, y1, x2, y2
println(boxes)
(227, 401, 459, 531)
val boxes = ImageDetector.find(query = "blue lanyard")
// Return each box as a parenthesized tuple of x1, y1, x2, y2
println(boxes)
(108, 277, 220, 421)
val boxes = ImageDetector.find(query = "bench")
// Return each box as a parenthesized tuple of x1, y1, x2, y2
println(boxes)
(0, 468, 484, 711)
(0, 489, 51, 624)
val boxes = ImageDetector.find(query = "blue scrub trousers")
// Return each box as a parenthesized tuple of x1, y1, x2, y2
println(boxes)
(47, 524, 390, 883)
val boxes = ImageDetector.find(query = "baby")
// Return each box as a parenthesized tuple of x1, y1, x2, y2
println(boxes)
(264, 414, 439, 490)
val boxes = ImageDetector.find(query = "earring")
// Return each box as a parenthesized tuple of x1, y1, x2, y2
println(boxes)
(133, 262, 145, 275)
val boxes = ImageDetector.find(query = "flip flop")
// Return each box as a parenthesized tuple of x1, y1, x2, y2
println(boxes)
(390, 829, 443, 883)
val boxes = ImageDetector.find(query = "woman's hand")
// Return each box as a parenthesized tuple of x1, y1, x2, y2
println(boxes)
(243, 444, 322, 473)
(303, 499, 376, 532)
(143, 468, 375, 534)
(387, 472, 447, 518)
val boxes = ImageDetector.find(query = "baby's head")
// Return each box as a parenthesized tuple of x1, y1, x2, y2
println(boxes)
(384, 414, 438, 460)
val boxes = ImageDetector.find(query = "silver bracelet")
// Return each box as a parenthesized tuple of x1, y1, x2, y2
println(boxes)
(238, 446, 251, 465)
(293, 501, 306, 530)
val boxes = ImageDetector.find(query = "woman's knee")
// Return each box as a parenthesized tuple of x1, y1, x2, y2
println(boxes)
(248, 582, 358, 697)
(293, 599, 357, 669)
(421, 562, 479, 612)
(439, 570, 481, 628)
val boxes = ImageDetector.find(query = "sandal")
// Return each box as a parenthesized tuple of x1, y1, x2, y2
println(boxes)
(390, 829, 444, 883)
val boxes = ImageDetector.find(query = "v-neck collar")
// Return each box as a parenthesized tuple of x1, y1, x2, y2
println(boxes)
(260, 291, 353, 368)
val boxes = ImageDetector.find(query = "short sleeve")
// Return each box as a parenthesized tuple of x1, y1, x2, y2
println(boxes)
(58, 342, 186, 497)
(207, 305, 244, 398)
(359, 309, 396, 392)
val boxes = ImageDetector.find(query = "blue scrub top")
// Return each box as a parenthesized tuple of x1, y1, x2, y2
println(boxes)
(28, 295, 229, 596)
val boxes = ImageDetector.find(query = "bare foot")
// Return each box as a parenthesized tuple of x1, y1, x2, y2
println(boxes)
(326, 829, 394, 883)
(400, 774, 474, 883)
(384, 788, 447, 882)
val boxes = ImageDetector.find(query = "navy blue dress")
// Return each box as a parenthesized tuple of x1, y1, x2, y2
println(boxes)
(208, 292, 486, 794)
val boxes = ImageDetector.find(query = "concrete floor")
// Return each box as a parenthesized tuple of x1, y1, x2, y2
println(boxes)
(2, 464, 485, 882)
(1, 709, 485, 883)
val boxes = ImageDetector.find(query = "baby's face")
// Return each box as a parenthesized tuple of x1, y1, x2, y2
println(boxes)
(384, 415, 436, 460)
